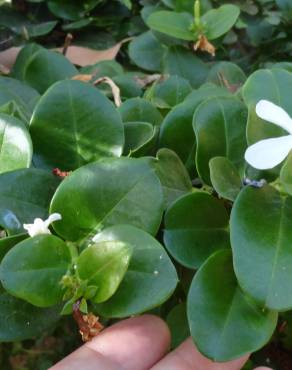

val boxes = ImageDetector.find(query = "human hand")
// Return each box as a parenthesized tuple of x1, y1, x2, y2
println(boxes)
(50, 315, 272, 370)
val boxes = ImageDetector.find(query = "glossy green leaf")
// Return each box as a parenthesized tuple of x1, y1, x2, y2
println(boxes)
(0, 77, 40, 123)
(188, 250, 278, 361)
(128, 31, 166, 72)
(0, 114, 32, 174)
(202, 5, 240, 40)
(167, 303, 190, 349)
(80, 60, 124, 78)
(50, 157, 164, 241)
(163, 46, 209, 88)
(112, 75, 142, 100)
(0, 168, 60, 235)
(0, 234, 27, 262)
(77, 241, 132, 303)
(243, 69, 292, 145)
(231, 185, 292, 311)
(0, 235, 72, 307)
(12, 44, 78, 94)
(193, 96, 247, 184)
(207, 61, 246, 88)
(0, 293, 60, 342)
(155, 148, 192, 207)
(209, 156, 242, 201)
(30, 80, 124, 170)
(150, 76, 192, 108)
(147, 11, 194, 40)
(118, 98, 163, 127)
(164, 192, 230, 269)
(48, 0, 101, 20)
(92, 225, 178, 317)
(123, 122, 155, 156)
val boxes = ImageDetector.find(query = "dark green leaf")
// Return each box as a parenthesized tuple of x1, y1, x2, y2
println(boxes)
(164, 192, 230, 269)
(92, 225, 178, 317)
(187, 250, 278, 361)
(30, 80, 124, 170)
(77, 241, 132, 303)
(231, 185, 292, 311)
(0, 235, 72, 307)
(50, 157, 164, 241)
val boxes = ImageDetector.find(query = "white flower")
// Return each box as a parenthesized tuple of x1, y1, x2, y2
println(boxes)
(244, 100, 292, 170)
(23, 213, 62, 237)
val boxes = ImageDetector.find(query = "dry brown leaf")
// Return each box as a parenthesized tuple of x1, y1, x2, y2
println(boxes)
(72, 74, 93, 82)
(193, 34, 216, 57)
(94, 76, 122, 107)
(73, 302, 104, 342)
(0, 38, 132, 70)
(134, 73, 168, 88)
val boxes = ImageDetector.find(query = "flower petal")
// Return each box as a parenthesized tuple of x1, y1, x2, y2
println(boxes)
(245, 135, 292, 169)
(256, 100, 292, 134)
(44, 213, 62, 227)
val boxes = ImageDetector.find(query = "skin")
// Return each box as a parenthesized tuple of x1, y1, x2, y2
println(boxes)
(50, 315, 273, 370)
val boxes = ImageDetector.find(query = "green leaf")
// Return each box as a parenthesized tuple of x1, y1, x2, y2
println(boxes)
(92, 225, 178, 317)
(129, 31, 166, 72)
(202, 4, 240, 40)
(243, 69, 292, 145)
(0, 77, 40, 123)
(0, 293, 60, 342)
(166, 303, 190, 349)
(155, 148, 192, 208)
(0, 234, 27, 262)
(80, 60, 124, 78)
(193, 96, 247, 184)
(163, 46, 209, 88)
(159, 100, 197, 176)
(231, 185, 292, 311)
(77, 241, 132, 303)
(150, 75, 192, 108)
(0, 235, 72, 307)
(12, 44, 78, 94)
(118, 97, 163, 127)
(30, 80, 124, 171)
(48, 0, 101, 20)
(123, 122, 155, 156)
(50, 157, 164, 241)
(164, 192, 230, 269)
(0, 114, 32, 174)
(207, 61, 246, 88)
(0, 168, 60, 235)
(187, 250, 278, 361)
(280, 152, 292, 195)
(147, 11, 194, 40)
(209, 156, 242, 201)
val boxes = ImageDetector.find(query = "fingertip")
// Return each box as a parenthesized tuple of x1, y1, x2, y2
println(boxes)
(86, 314, 171, 370)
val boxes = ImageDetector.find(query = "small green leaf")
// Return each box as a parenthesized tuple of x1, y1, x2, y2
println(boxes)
(193, 96, 247, 184)
(167, 303, 190, 349)
(187, 250, 278, 361)
(0, 168, 60, 235)
(209, 156, 242, 201)
(202, 5, 240, 40)
(123, 122, 155, 156)
(0, 114, 32, 174)
(164, 192, 230, 269)
(12, 44, 78, 94)
(93, 225, 178, 317)
(231, 185, 292, 311)
(0, 235, 72, 307)
(0, 293, 60, 342)
(155, 148, 192, 207)
(129, 31, 165, 72)
(77, 241, 132, 303)
(280, 152, 292, 195)
(0, 234, 27, 262)
(147, 11, 194, 40)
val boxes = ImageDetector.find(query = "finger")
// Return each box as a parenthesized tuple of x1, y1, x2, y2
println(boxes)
(50, 314, 170, 370)
(254, 368, 273, 370)
(151, 337, 249, 370)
